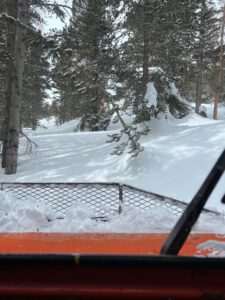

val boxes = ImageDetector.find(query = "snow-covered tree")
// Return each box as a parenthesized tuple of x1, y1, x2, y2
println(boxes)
(108, 68, 190, 157)
(193, 0, 218, 113)
(140, 68, 191, 120)
(53, 0, 115, 131)
(22, 41, 51, 130)
(1, 0, 71, 174)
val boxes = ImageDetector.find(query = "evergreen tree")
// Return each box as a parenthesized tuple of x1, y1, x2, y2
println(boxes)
(214, 4, 225, 120)
(53, 0, 115, 131)
(193, 0, 218, 113)
(114, 0, 218, 114)
(22, 41, 51, 130)
(1, 0, 70, 173)
(114, 0, 193, 119)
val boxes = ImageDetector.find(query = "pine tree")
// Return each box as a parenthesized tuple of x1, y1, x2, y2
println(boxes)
(114, 1, 193, 119)
(192, 0, 218, 113)
(22, 41, 51, 130)
(213, 4, 225, 120)
(1, 0, 71, 173)
(53, 0, 115, 131)
(118, 0, 163, 115)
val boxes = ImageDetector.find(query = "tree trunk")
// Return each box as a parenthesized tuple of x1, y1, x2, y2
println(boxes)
(4, 0, 28, 174)
(195, 0, 206, 115)
(1, 0, 17, 169)
(195, 41, 204, 114)
(183, 62, 189, 98)
(213, 5, 225, 120)
(142, 11, 149, 98)
(0, 1, 7, 142)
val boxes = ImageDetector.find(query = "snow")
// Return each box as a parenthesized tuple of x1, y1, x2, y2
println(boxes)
(0, 110, 225, 235)
(144, 82, 157, 108)
(0, 191, 55, 232)
(39, 0, 72, 34)
(201, 103, 225, 120)
(77, 59, 87, 67)
(167, 82, 191, 106)
(190, 102, 225, 120)
(1, 190, 225, 234)
(197, 240, 225, 257)
(149, 67, 164, 75)
(38, 117, 56, 129)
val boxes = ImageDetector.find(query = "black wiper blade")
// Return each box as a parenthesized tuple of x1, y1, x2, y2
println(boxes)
(161, 148, 225, 255)
(222, 194, 225, 204)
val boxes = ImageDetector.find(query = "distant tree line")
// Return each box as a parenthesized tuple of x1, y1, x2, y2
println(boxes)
(52, 0, 223, 128)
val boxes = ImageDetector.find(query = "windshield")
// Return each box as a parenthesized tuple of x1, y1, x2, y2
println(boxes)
(0, 0, 225, 257)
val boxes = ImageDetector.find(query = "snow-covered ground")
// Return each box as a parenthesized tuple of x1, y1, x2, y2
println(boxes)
(196, 102, 225, 120)
(0, 190, 224, 234)
(0, 110, 225, 234)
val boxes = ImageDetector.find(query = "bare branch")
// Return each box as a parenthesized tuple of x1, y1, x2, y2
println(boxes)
(20, 131, 38, 155)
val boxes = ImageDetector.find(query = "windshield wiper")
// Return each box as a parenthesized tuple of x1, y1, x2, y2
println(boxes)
(161, 148, 225, 255)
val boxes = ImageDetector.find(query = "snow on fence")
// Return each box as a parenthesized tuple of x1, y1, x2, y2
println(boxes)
(0, 183, 216, 220)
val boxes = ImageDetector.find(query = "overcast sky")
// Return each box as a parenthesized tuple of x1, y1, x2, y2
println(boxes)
(40, 0, 72, 34)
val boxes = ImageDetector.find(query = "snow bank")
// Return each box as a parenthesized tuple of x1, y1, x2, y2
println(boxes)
(36, 119, 81, 135)
(175, 112, 219, 127)
(197, 240, 225, 257)
(0, 191, 55, 232)
(38, 117, 56, 129)
(200, 103, 225, 120)
(190, 103, 225, 120)
(0, 190, 225, 234)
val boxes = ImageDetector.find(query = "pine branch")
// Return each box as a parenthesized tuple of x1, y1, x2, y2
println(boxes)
(106, 95, 149, 157)
(38, 3, 72, 11)
(0, 13, 35, 32)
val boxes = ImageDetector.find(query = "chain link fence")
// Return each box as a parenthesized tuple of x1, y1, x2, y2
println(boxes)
(0, 182, 216, 219)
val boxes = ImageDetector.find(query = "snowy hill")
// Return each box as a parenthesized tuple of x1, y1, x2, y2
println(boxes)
(0, 112, 224, 215)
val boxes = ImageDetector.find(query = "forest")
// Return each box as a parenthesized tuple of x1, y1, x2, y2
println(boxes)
(0, 0, 225, 175)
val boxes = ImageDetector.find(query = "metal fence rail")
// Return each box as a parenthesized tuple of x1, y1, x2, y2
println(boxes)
(0, 182, 215, 219)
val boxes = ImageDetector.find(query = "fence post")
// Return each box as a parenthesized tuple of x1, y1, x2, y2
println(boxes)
(119, 185, 123, 214)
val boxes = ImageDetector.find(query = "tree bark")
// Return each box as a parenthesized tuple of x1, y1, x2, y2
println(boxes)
(195, 0, 206, 115)
(142, 9, 150, 98)
(213, 5, 225, 120)
(0, 1, 7, 143)
(195, 40, 204, 114)
(4, 0, 28, 174)
(1, 0, 17, 169)
(183, 62, 189, 98)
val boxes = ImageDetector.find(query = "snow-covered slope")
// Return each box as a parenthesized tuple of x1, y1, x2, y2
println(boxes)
(0, 113, 224, 215)
(0, 112, 225, 234)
